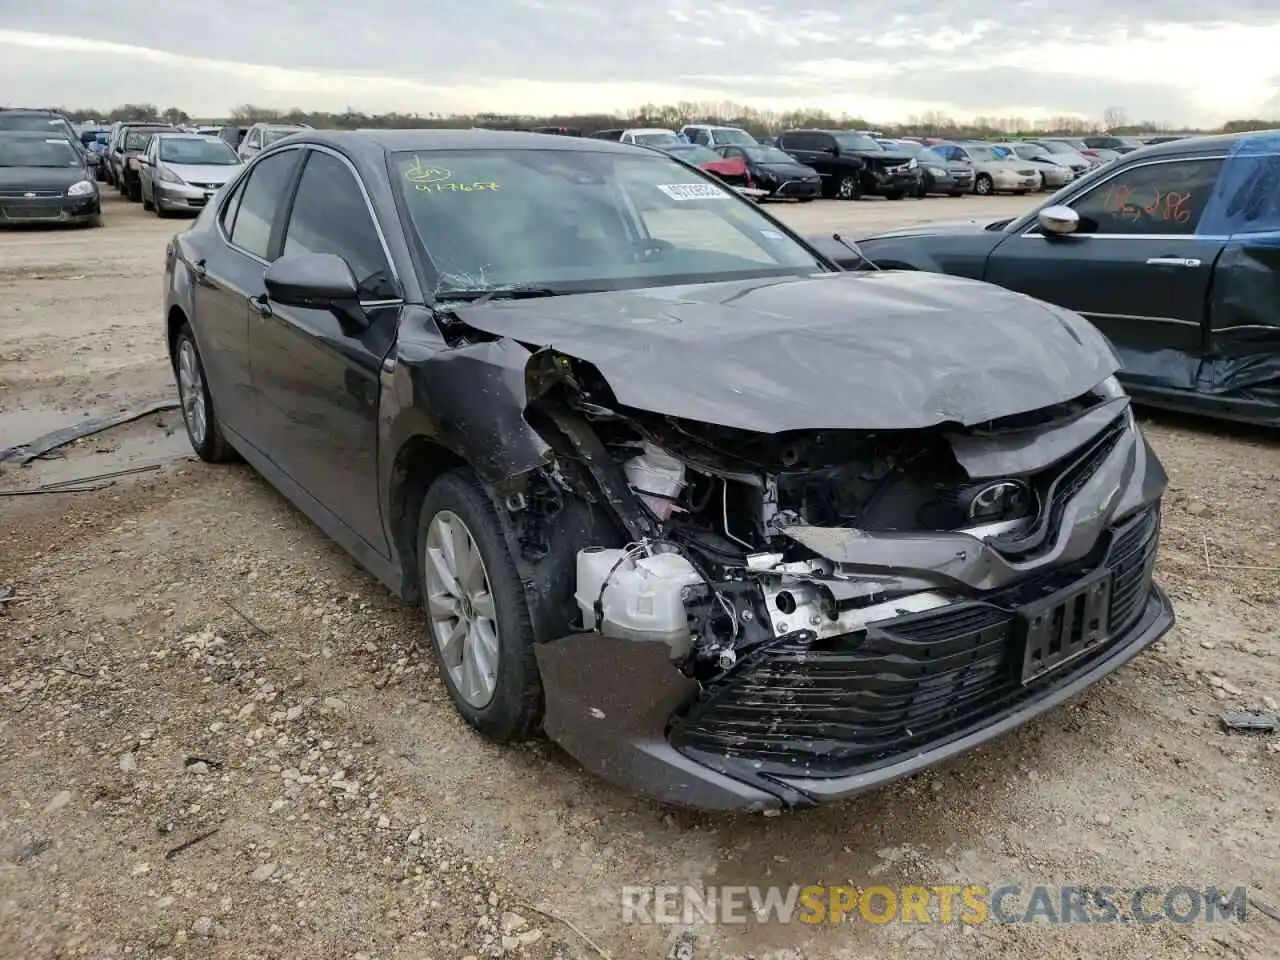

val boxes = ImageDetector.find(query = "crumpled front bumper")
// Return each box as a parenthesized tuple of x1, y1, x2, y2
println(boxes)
(535, 580, 1172, 811)
(534, 416, 1175, 812)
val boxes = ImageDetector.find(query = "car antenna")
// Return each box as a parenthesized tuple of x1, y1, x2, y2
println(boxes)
(831, 232, 881, 271)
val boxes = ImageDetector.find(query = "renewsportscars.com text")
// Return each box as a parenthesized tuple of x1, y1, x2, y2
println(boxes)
(621, 884, 1248, 926)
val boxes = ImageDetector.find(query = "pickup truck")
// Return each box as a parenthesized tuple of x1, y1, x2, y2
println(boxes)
(806, 131, 1280, 426)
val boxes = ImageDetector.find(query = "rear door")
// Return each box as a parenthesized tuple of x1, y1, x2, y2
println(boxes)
(781, 132, 834, 183)
(249, 146, 402, 555)
(196, 147, 305, 444)
(983, 154, 1227, 386)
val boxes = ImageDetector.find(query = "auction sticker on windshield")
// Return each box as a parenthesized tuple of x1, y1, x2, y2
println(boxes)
(657, 183, 730, 201)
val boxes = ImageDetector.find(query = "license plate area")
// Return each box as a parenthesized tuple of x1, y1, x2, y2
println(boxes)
(1017, 567, 1111, 685)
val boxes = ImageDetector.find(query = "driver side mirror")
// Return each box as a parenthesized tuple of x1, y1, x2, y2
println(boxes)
(1038, 205, 1079, 236)
(264, 253, 367, 330)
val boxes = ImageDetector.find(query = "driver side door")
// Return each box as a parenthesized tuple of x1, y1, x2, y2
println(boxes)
(248, 146, 403, 556)
(983, 155, 1228, 383)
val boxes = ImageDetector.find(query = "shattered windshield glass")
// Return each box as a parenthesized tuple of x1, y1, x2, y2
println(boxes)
(393, 149, 826, 295)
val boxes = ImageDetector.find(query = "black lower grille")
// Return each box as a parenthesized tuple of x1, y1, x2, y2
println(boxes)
(0, 203, 60, 220)
(670, 505, 1161, 776)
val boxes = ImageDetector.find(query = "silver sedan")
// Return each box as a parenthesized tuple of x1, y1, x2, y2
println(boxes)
(138, 134, 243, 217)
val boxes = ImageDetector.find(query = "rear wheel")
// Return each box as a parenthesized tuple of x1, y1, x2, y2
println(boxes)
(418, 470, 543, 741)
(836, 174, 862, 200)
(173, 324, 235, 463)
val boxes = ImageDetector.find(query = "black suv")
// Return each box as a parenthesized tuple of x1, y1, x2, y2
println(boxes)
(777, 129, 920, 200)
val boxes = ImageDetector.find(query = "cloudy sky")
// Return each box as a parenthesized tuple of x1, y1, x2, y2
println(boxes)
(1, 2, 1278, 125)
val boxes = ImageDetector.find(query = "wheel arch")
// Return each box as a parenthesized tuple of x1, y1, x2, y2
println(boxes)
(387, 434, 467, 604)
(166, 305, 188, 365)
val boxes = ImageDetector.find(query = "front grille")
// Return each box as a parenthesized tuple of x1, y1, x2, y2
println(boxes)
(670, 504, 1161, 776)
(0, 188, 60, 199)
(776, 180, 820, 197)
(189, 182, 221, 191)
(0, 203, 60, 220)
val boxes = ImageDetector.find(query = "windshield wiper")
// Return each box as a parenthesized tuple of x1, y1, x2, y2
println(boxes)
(435, 286, 562, 304)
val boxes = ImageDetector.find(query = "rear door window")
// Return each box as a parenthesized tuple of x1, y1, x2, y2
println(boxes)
(228, 150, 300, 259)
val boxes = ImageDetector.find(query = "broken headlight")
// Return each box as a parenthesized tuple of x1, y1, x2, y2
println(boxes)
(1095, 374, 1126, 399)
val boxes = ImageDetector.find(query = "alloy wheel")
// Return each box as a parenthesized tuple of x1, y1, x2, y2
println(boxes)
(176, 338, 208, 444)
(423, 510, 500, 708)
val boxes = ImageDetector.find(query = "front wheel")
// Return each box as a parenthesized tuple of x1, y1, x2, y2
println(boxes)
(173, 324, 236, 462)
(974, 174, 994, 196)
(836, 174, 861, 200)
(418, 470, 543, 742)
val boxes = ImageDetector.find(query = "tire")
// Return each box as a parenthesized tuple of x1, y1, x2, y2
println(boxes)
(915, 180, 929, 199)
(173, 324, 236, 463)
(127, 180, 141, 202)
(418, 469, 543, 742)
(142, 184, 153, 212)
(974, 174, 994, 196)
(836, 174, 861, 200)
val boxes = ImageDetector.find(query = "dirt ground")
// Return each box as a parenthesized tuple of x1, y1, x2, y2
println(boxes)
(1, 190, 1278, 960)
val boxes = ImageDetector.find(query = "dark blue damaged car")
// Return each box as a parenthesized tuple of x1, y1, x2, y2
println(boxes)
(809, 130, 1280, 427)
(163, 129, 1173, 812)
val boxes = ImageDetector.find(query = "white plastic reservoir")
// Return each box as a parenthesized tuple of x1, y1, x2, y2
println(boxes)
(575, 547, 702, 646)
(624, 444, 686, 520)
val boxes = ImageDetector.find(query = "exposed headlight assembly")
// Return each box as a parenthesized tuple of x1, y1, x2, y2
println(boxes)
(67, 180, 96, 197)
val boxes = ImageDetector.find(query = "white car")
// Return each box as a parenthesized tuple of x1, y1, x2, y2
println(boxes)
(932, 143, 1041, 195)
(992, 142, 1075, 190)
(679, 124, 758, 148)
(618, 128, 681, 147)
(238, 122, 311, 160)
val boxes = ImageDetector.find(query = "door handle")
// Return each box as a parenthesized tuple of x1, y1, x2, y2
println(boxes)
(249, 294, 272, 318)
(1145, 257, 1201, 267)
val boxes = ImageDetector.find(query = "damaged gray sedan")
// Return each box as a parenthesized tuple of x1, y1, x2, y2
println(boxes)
(163, 129, 1174, 812)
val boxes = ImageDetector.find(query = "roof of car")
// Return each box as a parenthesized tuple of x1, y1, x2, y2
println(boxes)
(0, 129, 79, 139)
(284, 128, 659, 157)
(1120, 128, 1278, 159)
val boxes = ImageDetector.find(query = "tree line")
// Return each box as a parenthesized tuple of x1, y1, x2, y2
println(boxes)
(45, 100, 1277, 139)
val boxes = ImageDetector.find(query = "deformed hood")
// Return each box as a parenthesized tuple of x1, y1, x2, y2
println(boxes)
(453, 272, 1118, 433)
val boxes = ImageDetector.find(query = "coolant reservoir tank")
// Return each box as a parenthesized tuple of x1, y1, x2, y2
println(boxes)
(624, 444, 686, 520)
(575, 547, 702, 649)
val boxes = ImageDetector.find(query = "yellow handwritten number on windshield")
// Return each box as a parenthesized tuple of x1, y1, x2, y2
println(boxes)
(414, 182, 501, 194)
